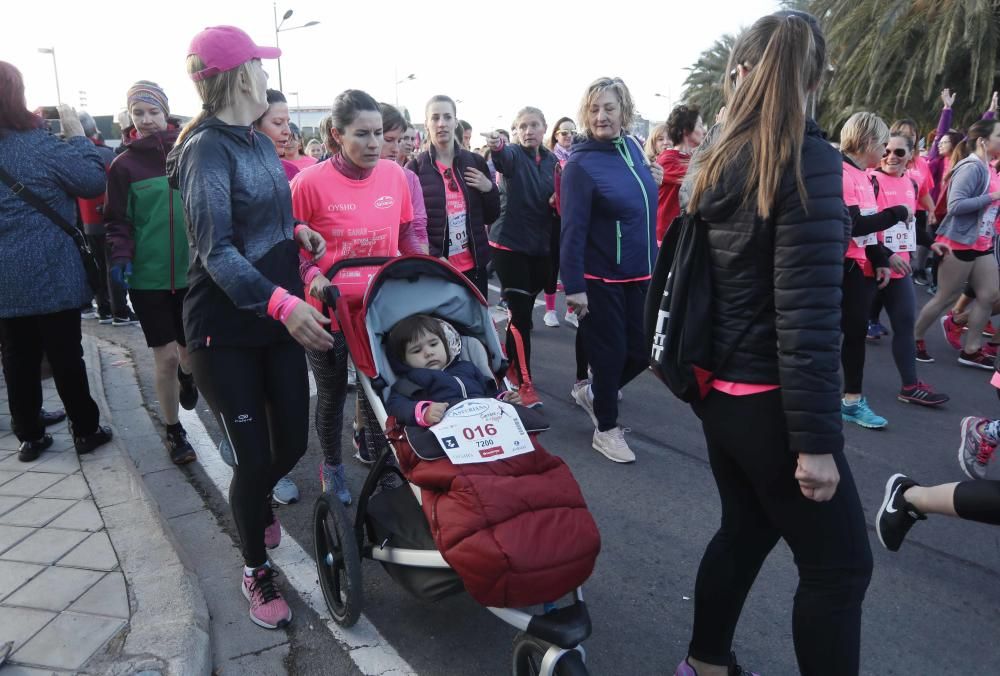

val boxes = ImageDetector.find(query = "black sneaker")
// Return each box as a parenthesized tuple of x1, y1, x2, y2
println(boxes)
(876, 473, 926, 552)
(915, 340, 934, 363)
(98, 312, 114, 325)
(112, 311, 139, 327)
(18, 434, 53, 462)
(177, 366, 198, 411)
(72, 424, 113, 455)
(897, 381, 949, 407)
(166, 427, 196, 465)
(39, 408, 66, 427)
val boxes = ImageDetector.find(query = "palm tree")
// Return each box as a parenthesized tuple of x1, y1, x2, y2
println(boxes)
(801, 0, 1000, 135)
(680, 34, 735, 125)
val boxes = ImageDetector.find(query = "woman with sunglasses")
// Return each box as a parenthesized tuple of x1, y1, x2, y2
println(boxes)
(869, 133, 950, 406)
(407, 96, 499, 302)
(913, 118, 1000, 368)
(839, 112, 910, 430)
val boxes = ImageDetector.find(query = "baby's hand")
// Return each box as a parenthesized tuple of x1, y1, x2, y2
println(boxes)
(501, 391, 522, 405)
(425, 402, 449, 425)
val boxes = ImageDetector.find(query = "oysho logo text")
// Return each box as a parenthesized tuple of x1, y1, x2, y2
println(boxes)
(328, 203, 357, 212)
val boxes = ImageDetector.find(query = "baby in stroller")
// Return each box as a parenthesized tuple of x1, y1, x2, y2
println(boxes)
(386, 314, 521, 427)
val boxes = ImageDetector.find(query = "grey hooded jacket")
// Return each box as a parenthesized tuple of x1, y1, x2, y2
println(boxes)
(167, 118, 303, 351)
(934, 154, 994, 246)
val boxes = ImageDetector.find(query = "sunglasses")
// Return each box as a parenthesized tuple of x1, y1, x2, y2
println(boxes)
(443, 167, 459, 192)
(883, 147, 908, 158)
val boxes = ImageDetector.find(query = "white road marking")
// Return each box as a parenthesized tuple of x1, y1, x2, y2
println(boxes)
(178, 408, 417, 676)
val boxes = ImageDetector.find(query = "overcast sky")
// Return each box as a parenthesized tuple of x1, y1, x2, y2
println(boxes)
(4, 0, 778, 133)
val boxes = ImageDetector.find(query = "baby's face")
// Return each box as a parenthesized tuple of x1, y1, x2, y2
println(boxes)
(404, 329, 447, 370)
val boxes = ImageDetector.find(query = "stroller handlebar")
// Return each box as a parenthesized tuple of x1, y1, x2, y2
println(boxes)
(324, 256, 394, 281)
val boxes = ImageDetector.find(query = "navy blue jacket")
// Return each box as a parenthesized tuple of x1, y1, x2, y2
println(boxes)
(387, 360, 498, 426)
(487, 142, 559, 256)
(559, 136, 657, 294)
(406, 142, 500, 268)
(167, 118, 302, 351)
(0, 130, 105, 318)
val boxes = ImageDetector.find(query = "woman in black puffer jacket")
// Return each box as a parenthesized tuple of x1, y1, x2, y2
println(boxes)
(676, 11, 871, 676)
(406, 95, 500, 298)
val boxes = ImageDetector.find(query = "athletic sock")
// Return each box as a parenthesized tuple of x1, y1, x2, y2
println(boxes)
(545, 293, 556, 311)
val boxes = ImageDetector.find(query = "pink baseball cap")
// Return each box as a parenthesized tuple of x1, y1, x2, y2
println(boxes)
(188, 26, 281, 82)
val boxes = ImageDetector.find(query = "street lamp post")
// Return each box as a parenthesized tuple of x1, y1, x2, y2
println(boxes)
(37, 47, 61, 104)
(288, 91, 301, 129)
(395, 71, 416, 107)
(272, 4, 320, 92)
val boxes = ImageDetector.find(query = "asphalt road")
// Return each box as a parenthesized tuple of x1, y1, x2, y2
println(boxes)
(91, 283, 1000, 675)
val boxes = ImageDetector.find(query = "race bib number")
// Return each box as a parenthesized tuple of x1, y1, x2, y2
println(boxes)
(852, 207, 878, 247)
(883, 217, 916, 253)
(979, 204, 999, 239)
(448, 211, 469, 257)
(430, 398, 533, 465)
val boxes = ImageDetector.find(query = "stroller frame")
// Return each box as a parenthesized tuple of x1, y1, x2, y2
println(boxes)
(311, 256, 592, 676)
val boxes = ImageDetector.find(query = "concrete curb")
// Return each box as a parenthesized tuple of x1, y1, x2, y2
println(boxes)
(80, 335, 211, 676)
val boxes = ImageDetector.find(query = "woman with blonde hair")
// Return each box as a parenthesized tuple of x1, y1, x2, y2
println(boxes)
(644, 122, 670, 164)
(560, 77, 657, 463)
(168, 25, 331, 630)
(677, 11, 871, 675)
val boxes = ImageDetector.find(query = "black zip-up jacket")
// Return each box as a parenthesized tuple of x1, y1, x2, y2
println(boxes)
(166, 118, 302, 351)
(487, 142, 559, 256)
(696, 119, 848, 455)
(406, 142, 500, 267)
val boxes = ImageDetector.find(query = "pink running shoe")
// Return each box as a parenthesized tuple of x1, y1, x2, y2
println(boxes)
(242, 565, 292, 629)
(264, 513, 281, 550)
(940, 313, 964, 351)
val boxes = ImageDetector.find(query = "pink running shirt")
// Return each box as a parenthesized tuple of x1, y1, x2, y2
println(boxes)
(436, 161, 474, 272)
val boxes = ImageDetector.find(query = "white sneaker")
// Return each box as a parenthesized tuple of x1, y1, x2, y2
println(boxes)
(564, 310, 579, 328)
(571, 382, 599, 427)
(592, 427, 635, 463)
(543, 310, 560, 327)
(347, 359, 357, 389)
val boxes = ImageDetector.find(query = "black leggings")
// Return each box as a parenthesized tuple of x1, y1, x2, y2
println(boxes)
(692, 389, 872, 674)
(954, 480, 1000, 525)
(190, 341, 309, 568)
(307, 332, 349, 466)
(0, 309, 100, 442)
(581, 279, 648, 430)
(842, 261, 876, 394)
(575, 330, 589, 381)
(493, 248, 549, 379)
(870, 275, 918, 385)
(545, 220, 561, 296)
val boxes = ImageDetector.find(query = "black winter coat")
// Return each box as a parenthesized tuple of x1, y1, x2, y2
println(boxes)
(407, 142, 500, 268)
(487, 142, 559, 256)
(695, 119, 849, 455)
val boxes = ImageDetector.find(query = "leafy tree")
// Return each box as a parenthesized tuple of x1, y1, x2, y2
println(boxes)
(680, 34, 735, 125)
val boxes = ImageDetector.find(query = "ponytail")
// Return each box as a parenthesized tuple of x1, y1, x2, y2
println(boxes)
(689, 10, 826, 218)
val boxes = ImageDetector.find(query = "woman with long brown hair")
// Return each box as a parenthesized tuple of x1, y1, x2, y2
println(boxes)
(677, 11, 871, 675)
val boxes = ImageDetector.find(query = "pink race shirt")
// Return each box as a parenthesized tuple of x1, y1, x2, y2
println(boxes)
(871, 171, 917, 279)
(843, 160, 878, 273)
(436, 161, 474, 272)
(907, 155, 934, 208)
(291, 159, 413, 323)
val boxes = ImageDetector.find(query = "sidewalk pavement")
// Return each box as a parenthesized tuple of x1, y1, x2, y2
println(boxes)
(0, 336, 210, 675)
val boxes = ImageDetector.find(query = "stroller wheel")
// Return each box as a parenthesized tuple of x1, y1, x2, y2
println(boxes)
(313, 493, 363, 626)
(511, 632, 588, 676)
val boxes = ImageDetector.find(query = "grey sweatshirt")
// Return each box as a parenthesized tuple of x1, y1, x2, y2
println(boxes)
(935, 154, 994, 246)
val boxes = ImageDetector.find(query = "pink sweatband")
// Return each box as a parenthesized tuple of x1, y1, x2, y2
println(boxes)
(267, 287, 302, 324)
(415, 401, 433, 427)
(302, 265, 323, 288)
